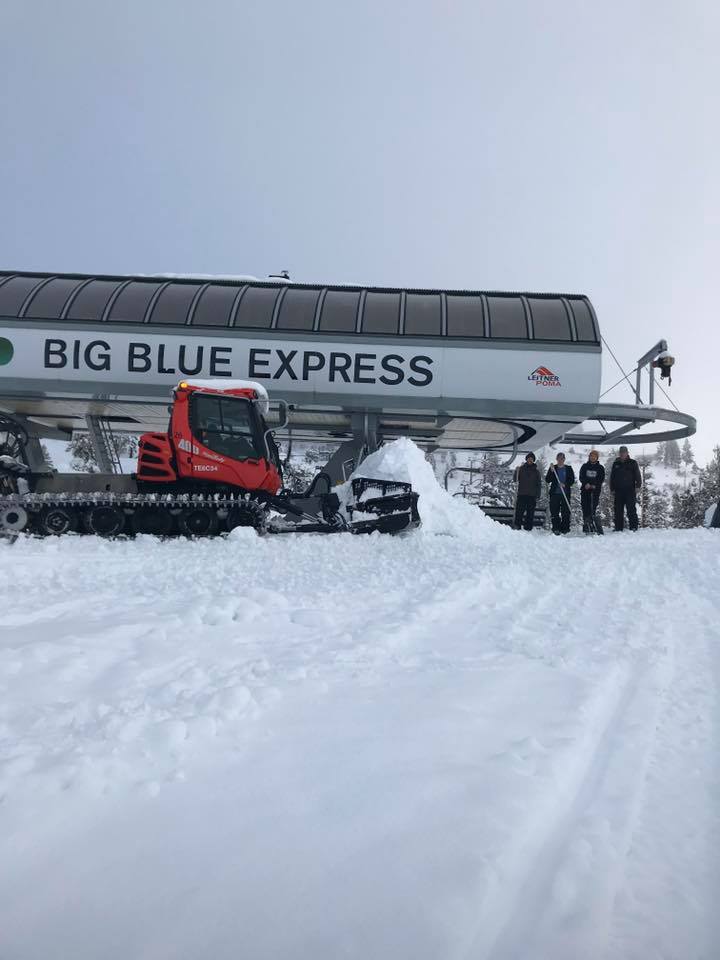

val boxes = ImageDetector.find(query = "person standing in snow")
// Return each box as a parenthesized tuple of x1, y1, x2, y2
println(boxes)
(610, 445, 642, 531)
(545, 453, 575, 533)
(546, 452, 575, 534)
(513, 452, 542, 531)
(579, 450, 605, 534)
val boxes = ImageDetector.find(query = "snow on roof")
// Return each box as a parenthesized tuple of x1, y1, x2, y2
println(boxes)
(182, 379, 270, 413)
(154, 273, 261, 281)
(153, 273, 293, 284)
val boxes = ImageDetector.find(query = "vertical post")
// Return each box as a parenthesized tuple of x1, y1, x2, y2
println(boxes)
(362, 413, 378, 455)
(648, 363, 655, 406)
(84, 415, 119, 473)
(23, 437, 53, 474)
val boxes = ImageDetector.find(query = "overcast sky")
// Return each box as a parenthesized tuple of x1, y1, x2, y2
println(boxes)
(2, 0, 718, 461)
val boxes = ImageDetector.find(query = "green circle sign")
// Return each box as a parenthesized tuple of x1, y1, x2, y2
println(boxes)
(0, 337, 13, 366)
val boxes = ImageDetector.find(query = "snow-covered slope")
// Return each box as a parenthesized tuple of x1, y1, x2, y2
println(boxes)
(1, 441, 719, 959)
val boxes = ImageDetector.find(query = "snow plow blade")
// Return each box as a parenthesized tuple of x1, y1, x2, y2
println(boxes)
(345, 478, 420, 534)
(348, 512, 417, 535)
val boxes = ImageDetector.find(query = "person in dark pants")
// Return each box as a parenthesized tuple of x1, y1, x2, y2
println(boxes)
(546, 452, 575, 534)
(513, 452, 541, 531)
(610, 445, 642, 531)
(579, 449, 605, 534)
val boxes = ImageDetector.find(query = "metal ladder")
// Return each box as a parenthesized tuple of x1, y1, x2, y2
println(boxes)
(85, 415, 123, 474)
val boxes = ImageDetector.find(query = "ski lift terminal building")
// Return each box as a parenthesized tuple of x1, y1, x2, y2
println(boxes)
(0, 270, 696, 475)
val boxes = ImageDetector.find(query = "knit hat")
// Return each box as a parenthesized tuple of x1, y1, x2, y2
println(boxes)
(525, 452, 536, 463)
(619, 445, 629, 454)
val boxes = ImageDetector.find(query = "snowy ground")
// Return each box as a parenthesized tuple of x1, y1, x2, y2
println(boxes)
(1, 443, 719, 960)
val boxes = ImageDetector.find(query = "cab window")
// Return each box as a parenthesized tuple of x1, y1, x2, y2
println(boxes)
(191, 394, 261, 460)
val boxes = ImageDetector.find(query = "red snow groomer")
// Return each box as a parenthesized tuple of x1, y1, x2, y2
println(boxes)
(0, 380, 419, 539)
(136, 380, 285, 497)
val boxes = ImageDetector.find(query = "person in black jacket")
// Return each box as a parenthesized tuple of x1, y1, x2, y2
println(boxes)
(545, 452, 575, 534)
(579, 450, 605, 534)
(610, 445, 642, 531)
(513, 452, 542, 531)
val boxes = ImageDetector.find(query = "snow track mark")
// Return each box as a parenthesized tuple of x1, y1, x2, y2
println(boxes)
(471, 654, 671, 960)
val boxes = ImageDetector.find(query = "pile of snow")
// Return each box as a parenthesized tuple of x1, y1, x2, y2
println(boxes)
(349, 438, 502, 538)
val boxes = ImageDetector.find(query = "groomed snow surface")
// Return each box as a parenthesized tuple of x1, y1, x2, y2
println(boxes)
(1, 440, 719, 960)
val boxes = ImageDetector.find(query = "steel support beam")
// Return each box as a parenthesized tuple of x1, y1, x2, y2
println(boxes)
(318, 413, 380, 485)
(563, 403, 695, 445)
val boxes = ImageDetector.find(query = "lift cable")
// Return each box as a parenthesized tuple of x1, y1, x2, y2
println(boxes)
(600, 336, 642, 403)
(599, 365, 640, 400)
(655, 378, 680, 413)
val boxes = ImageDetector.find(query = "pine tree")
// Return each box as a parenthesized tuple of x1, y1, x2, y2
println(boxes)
(697, 445, 720, 515)
(69, 434, 99, 473)
(636, 460, 669, 528)
(670, 484, 702, 528)
(638, 459, 652, 526)
(477, 451, 515, 507)
(41, 443, 55, 469)
(669, 491, 682, 528)
(663, 439, 682, 468)
(681, 439, 694, 468)
(645, 487, 670, 528)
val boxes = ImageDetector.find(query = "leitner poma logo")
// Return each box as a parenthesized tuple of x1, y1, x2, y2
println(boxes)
(528, 365, 561, 387)
(0, 337, 14, 366)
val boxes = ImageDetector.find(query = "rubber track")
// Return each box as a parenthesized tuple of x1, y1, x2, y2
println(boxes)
(0, 491, 275, 538)
(1, 491, 260, 511)
(0, 492, 414, 537)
